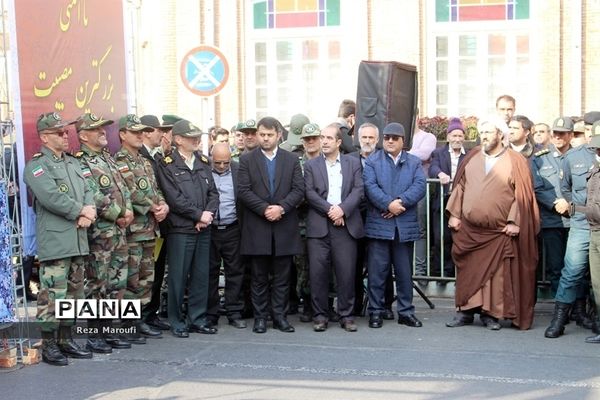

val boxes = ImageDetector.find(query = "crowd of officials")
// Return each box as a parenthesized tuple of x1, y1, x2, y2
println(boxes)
(23, 96, 600, 367)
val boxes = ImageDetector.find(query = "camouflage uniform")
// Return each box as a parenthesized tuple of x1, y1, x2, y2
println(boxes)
(76, 144, 131, 301)
(115, 145, 165, 306)
(24, 145, 93, 332)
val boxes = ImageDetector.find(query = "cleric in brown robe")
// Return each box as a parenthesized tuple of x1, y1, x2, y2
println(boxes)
(445, 117, 540, 330)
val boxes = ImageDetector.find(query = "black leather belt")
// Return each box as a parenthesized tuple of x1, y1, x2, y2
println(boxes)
(214, 220, 238, 230)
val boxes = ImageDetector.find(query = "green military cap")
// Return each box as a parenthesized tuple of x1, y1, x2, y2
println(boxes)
(285, 114, 310, 147)
(75, 112, 113, 133)
(172, 119, 203, 137)
(162, 114, 184, 126)
(300, 123, 321, 138)
(37, 112, 75, 133)
(238, 119, 257, 133)
(588, 121, 600, 149)
(140, 114, 172, 129)
(118, 114, 153, 132)
(551, 117, 574, 132)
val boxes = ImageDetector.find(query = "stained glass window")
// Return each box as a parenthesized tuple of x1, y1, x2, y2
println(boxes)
(436, 0, 529, 22)
(254, 0, 340, 29)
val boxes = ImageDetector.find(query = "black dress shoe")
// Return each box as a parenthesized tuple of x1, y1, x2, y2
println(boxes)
(58, 338, 93, 359)
(585, 334, 600, 343)
(138, 322, 162, 337)
(313, 320, 328, 332)
(398, 314, 423, 327)
(104, 335, 132, 349)
(145, 315, 171, 331)
(253, 318, 267, 333)
(86, 338, 113, 354)
(228, 319, 247, 329)
(480, 314, 501, 330)
(446, 312, 474, 328)
(42, 339, 68, 366)
(382, 309, 395, 320)
(368, 315, 383, 328)
(189, 324, 218, 334)
(273, 318, 295, 332)
(171, 328, 189, 338)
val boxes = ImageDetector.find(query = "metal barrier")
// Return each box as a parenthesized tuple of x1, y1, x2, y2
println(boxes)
(413, 178, 550, 288)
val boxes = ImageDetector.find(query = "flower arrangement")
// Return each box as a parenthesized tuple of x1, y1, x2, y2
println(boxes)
(418, 116, 479, 141)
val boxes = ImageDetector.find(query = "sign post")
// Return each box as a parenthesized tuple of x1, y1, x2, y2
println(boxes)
(180, 45, 229, 97)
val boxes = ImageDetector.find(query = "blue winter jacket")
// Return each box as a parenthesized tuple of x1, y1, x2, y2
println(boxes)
(363, 149, 426, 241)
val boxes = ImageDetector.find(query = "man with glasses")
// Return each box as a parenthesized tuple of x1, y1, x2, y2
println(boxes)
(446, 117, 539, 330)
(363, 122, 426, 329)
(24, 112, 96, 365)
(206, 143, 246, 329)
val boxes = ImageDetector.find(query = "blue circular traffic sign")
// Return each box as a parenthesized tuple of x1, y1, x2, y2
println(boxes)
(180, 45, 229, 96)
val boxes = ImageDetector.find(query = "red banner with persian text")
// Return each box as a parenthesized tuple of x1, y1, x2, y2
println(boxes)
(13, 0, 127, 161)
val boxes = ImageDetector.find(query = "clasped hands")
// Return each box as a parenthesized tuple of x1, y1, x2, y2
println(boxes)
(77, 205, 97, 228)
(195, 211, 214, 231)
(382, 198, 405, 219)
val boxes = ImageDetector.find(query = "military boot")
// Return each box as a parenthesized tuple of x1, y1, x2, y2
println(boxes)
(58, 326, 92, 359)
(86, 320, 112, 354)
(545, 301, 572, 338)
(570, 298, 593, 329)
(41, 332, 68, 366)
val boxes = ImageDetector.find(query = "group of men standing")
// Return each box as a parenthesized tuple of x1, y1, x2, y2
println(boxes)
(24, 96, 600, 367)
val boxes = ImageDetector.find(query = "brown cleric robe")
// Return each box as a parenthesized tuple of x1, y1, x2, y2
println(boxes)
(446, 146, 540, 329)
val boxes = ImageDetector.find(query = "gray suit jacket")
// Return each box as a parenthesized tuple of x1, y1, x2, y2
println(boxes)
(304, 154, 365, 239)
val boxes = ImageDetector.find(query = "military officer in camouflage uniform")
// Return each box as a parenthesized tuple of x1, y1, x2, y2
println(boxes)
(115, 114, 170, 340)
(24, 112, 95, 365)
(75, 112, 133, 350)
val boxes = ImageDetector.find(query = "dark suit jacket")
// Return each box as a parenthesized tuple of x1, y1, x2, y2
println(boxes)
(428, 144, 467, 210)
(304, 154, 364, 239)
(238, 148, 304, 256)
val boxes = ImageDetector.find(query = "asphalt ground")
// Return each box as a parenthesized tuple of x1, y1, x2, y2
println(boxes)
(1, 291, 599, 400)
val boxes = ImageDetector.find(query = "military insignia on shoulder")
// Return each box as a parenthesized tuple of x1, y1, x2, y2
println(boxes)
(200, 155, 209, 164)
(137, 177, 149, 190)
(99, 174, 111, 188)
(163, 156, 173, 164)
(82, 167, 92, 178)
(534, 148, 550, 157)
(58, 183, 69, 193)
(32, 152, 42, 159)
(118, 164, 129, 173)
(75, 151, 84, 158)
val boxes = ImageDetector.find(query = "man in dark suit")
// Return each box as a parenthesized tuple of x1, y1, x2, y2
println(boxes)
(428, 118, 467, 281)
(238, 116, 305, 333)
(207, 143, 246, 329)
(304, 123, 364, 332)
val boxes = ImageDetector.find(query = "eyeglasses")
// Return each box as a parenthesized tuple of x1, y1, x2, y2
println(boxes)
(383, 135, 401, 142)
(213, 161, 230, 166)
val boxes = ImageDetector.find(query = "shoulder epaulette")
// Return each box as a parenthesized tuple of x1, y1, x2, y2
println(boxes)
(534, 148, 550, 157)
(163, 155, 173, 165)
(74, 151, 84, 158)
(200, 154, 210, 164)
(31, 152, 42, 159)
